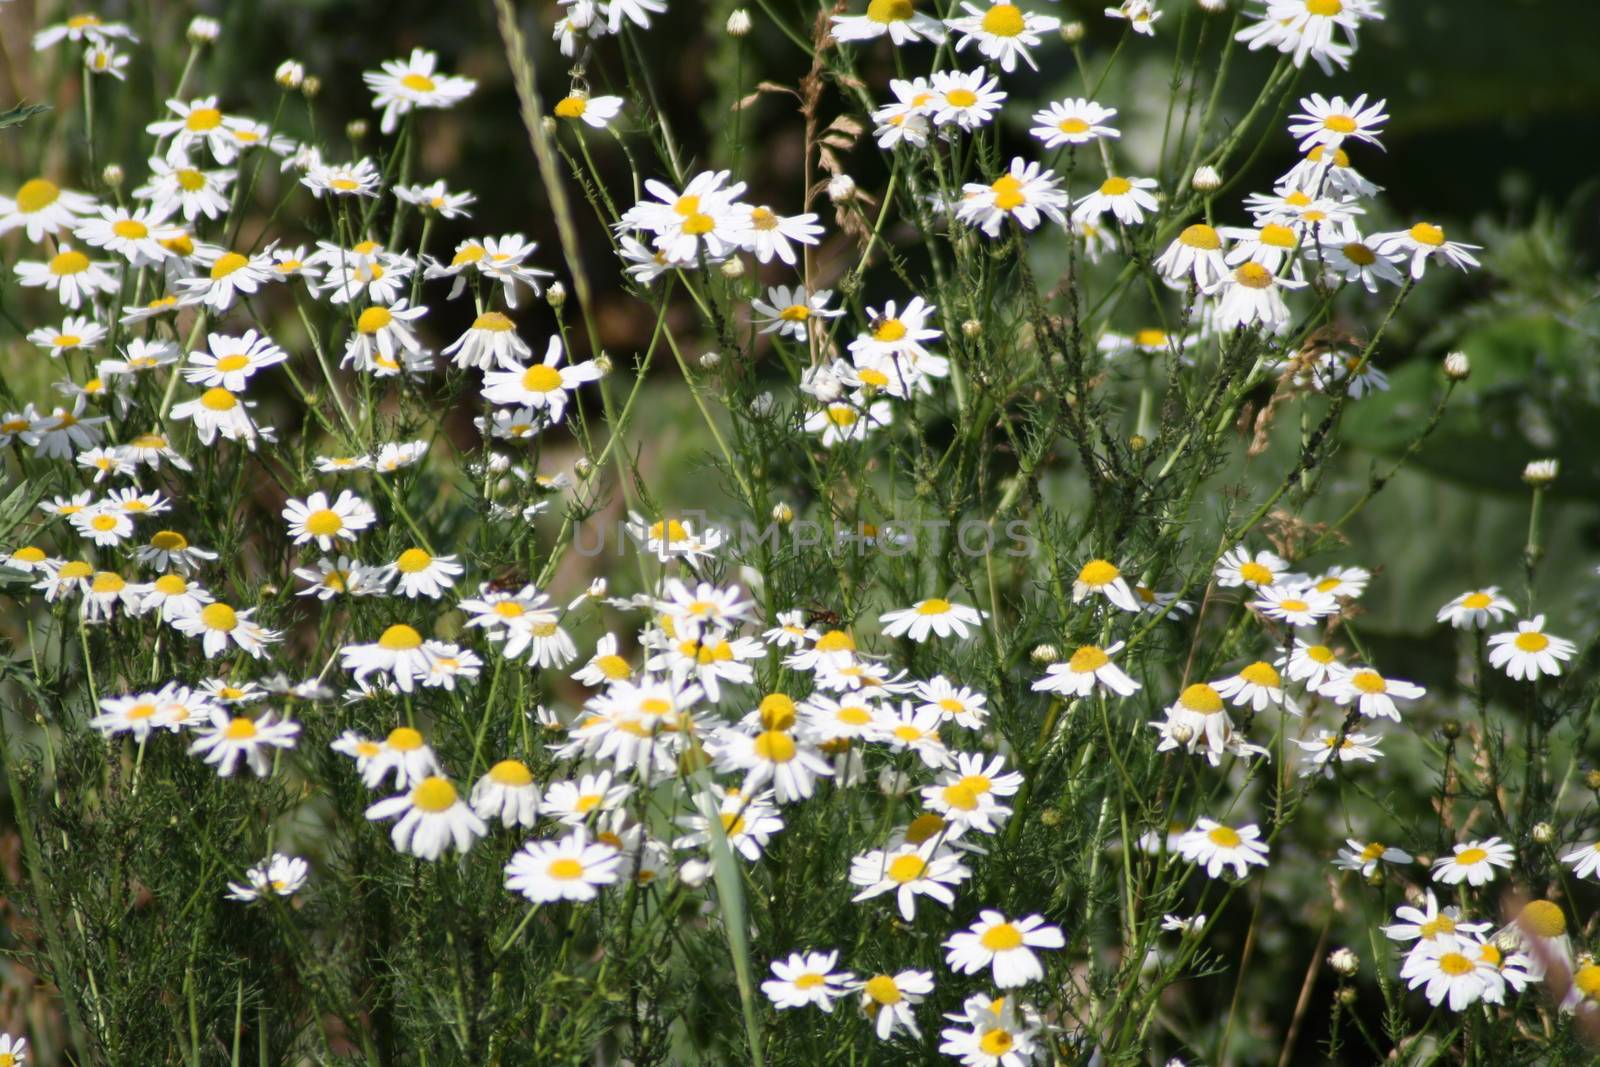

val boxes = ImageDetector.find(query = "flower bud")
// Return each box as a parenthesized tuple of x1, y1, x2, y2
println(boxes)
(1443, 351, 1470, 381)
(187, 16, 221, 44)
(750, 392, 775, 417)
(1337, 986, 1358, 1006)
(1170, 724, 1195, 745)
(699, 350, 722, 369)
(275, 60, 305, 89)
(1060, 20, 1085, 43)
(1192, 165, 1222, 192)
(587, 577, 608, 599)
(546, 281, 568, 308)
(1440, 719, 1460, 739)
(727, 9, 752, 36)
(827, 173, 857, 203)
(961, 318, 981, 339)
(1198, 0, 1228, 11)
(1587, 768, 1600, 791)
(1039, 808, 1062, 827)
(594, 353, 614, 375)
(771, 502, 794, 525)
(1533, 821, 1555, 844)
(1327, 948, 1359, 976)
(1129, 434, 1148, 451)
(574, 457, 594, 479)
(541, 116, 558, 137)
(1522, 459, 1558, 487)
(101, 164, 124, 188)
(301, 75, 322, 99)
(719, 256, 745, 279)
(346, 119, 369, 141)
(1030, 643, 1059, 665)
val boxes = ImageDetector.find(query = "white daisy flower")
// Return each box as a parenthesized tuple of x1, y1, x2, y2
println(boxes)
(1487, 615, 1576, 681)
(505, 828, 624, 902)
(481, 336, 603, 426)
(955, 157, 1069, 237)
(943, 911, 1063, 989)
(362, 48, 477, 134)
(1030, 97, 1119, 148)
(880, 597, 986, 641)
(1072, 175, 1159, 226)
(366, 776, 487, 860)
(552, 91, 625, 128)
(751, 285, 843, 342)
(1287, 93, 1389, 153)
(1431, 837, 1514, 886)
(14, 245, 120, 309)
(169, 602, 281, 659)
(1031, 642, 1141, 698)
(831, 0, 947, 46)
(761, 950, 854, 1012)
(1320, 666, 1425, 722)
(1177, 818, 1270, 879)
(1369, 223, 1482, 279)
(380, 548, 464, 600)
(226, 853, 310, 901)
(341, 625, 438, 693)
(1154, 223, 1230, 289)
(944, 0, 1059, 73)
(1435, 587, 1516, 630)
(0, 177, 98, 241)
(187, 709, 300, 777)
(283, 491, 378, 551)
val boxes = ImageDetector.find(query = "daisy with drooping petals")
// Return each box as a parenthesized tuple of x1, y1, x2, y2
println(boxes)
(1235, 0, 1382, 75)
(552, 91, 625, 129)
(1030, 98, 1118, 148)
(1031, 642, 1140, 698)
(1562, 842, 1600, 881)
(1105, 0, 1160, 36)
(762, 950, 854, 1012)
(1072, 558, 1140, 612)
(1211, 661, 1298, 714)
(366, 776, 487, 860)
(854, 970, 934, 1041)
(938, 993, 1039, 1066)
(188, 709, 300, 777)
(1432, 837, 1514, 886)
(341, 625, 438, 693)
(283, 491, 377, 551)
(880, 598, 986, 642)
(1293, 730, 1382, 777)
(1487, 615, 1576, 681)
(1072, 175, 1159, 227)
(740, 205, 822, 267)
(830, 0, 947, 46)
(1436, 587, 1516, 630)
(381, 548, 465, 600)
(170, 602, 281, 659)
(920, 752, 1022, 835)
(1335, 839, 1412, 878)
(1154, 223, 1230, 289)
(1214, 261, 1305, 333)
(363, 48, 477, 134)
(1321, 666, 1425, 722)
(944, 0, 1059, 73)
(505, 828, 623, 902)
(471, 759, 540, 827)
(1369, 223, 1482, 279)
(944, 911, 1063, 989)
(1178, 819, 1270, 880)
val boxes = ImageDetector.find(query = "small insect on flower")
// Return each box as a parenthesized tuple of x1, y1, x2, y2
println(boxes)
(366, 775, 487, 860)
(188, 709, 301, 777)
(944, 910, 1064, 988)
(1177, 819, 1270, 880)
(1432, 837, 1514, 886)
(1486, 615, 1577, 681)
(226, 853, 310, 902)
(505, 828, 624, 903)
(761, 949, 855, 1011)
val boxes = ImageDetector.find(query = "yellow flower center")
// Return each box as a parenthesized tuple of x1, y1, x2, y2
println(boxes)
(750, 206, 779, 231)
(112, 218, 150, 239)
(1235, 263, 1273, 289)
(186, 106, 223, 131)
(1350, 670, 1387, 694)
(816, 630, 855, 652)
(866, 0, 914, 22)
(887, 853, 927, 883)
(1237, 561, 1273, 585)
(1069, 645, 1110, 673)
(595, 654, 631, 680)
(778, 303, 810, 322)
(1207, 825, 1242, 848)
(827, 406, 858, 427)
(1133, 329, 1167, 348)
(303, 509, 344, 536)
(379, 624, 424, 651)
(401, 72, 437, 93)
(1575, 963, 1600, 1000)
(411, 776, 458, 813)
(1058, 117, 1090, 134)
(223, 717, 258, 740)
(481, 758, 528, 786)
(1455, 847, 1488, 866)
(15, 178, 60, 213)
(554, 96, 588, 119)
(91, 571, 125, 593)
(386, 727, 424, 752)
(210, 252, 250, 279)
(1179, 683, 1224, 714)
(980, 923, 1023, 951)
(59, 561, 94, 579)
(1322, 114, 1358, 134)
(177, 169, 207, 192)
(836, 705, 873, 726)
(980, 1030, 1015, 1055)
(905, 813, 947, 844)
(473, 311, 515, 333)
(50, 250, 90, 275)
(1359, 841, 1386, 862)
(945, 88, 978, 108)
(1514, 632, 1550, 653)
(1461, 592, 1492, 610)
(1521, 899, 1566, 938)
(1239, 661, 1280, 688)
(1179, 223, 1221, 250)
(395, 548, 433, 574)
(11, 546, 47, 563)
(200, 603, 238, 631)
(981, 3, 1025, 36)
(864, 975, 901, 1005)
(1306, 0, 1342, 14)
(1410, 222, 1445, 247)
(990, 173, 1026, 211)
(150, 530, 189, 552)
(1260, 223, 1297, 248)
(90, 515, 119, 531)
(125, 703, 158, 721)
(682, 213, 715, 235)
(358, 306, 393, 334)
(754, 730, 797, 763)
(793, 972, 826, 990)
(1078, 559, 1120, 586)
(1099, 176, 1132, 196)
(154, 574, 189, 595)
(758, 693, 797, 730)
(521, 364, 564, 393)
(1420, 915, 1456, 939)
(1437, 952, 1474, 977)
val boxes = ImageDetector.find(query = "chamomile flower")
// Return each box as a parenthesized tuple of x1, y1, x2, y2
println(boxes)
(1031, 642, 1140, 698)
(1072, 175, 1159, 226)
(363, 48, 477, 134)
(1252, 584, 1338, 627)
(505, 828, 623, 902)
(73, 204, 183, 266)
(880, 597, 986, 642)
(855, 970, 934, 1041)
(716, 728, 835, 803)
(762, 950, 854, 1012)
(850, 838, 970, 920)
(135, 530, 218, 574)
(1293, 729, 1382, 777)
(1383, 890, 1491, 944)
(70, 507, 135, 547)
(543, 770, 634, 825)
(170, 602, 281, 659)
(831, 0, 948, 46)
(134, 152, 235, 221)
(618, 171, 750, 262)
(1288, 93, 1388, 152)
(1105, 0, 1161, 36)
(1030, 98, 1118, 148)
(1235, 0, 1382, 74)
(178, 246, 275, 311)
(751, 286, 843, 342)
(381, 549, 464, 600)
(1178, 819, 1270, 879)
(1, 177, 98, 241)
(1487, 615, 1577, 681)
(1216, 546, 1288, 588)
(91, 686, 195, 741)
(626, 512, 726, 561)
(146, 97, 238, 158)
(1154, 223, 1230, 289)
(944, 0, 1059, 73)
(1435, 587, 1515, 629)
(928, 68, 1006, 131)
(1369, 223, 1482, 279)
(552, 91, 625, 128)
(944, 911, 1063, 989)
(1336, 839, 1412, 878)
(1321, 666, 1425, 722)
(28, 315, 106, 358)
(345, 300, 429, 370)
(15, 245, 120, 309)
(1213, 261, 1305, 332)
(740, 205, 823, 266)
(1400, 937, 1501, 1012)
(183, 330, 287, 390)
(921, 753, 1022, 835)
(604, 0, 668, 32)
(373, 440, 428, 473)
(914, 676, 988, 730)
(188, 709, 300, 777)
(83, 41, 129, 79)
(366, 776, 487, 860)
(394, 179, 476, 219)
(136, 572, 215, 618)
(1311, 237, 1405, 292)
(1072, 558, 1140, 612)
(481, 337, 603, 426)
(226, 853, 309, 902)
(302, 157, 383, 199)
(1279, 639, 1346, 689)
(1211, 660, 1298, 713)
(1561, 842, 1600, 881)
(1432, 837, 1514, 886)
(283, 491, 377, 551)
(358, 727, 441, 791)
(956, 158, 1069, 237)
(341, 625, 439, 693)
(938, 994, 1039, 1066)
(467, 759, 539, 827)
(806, 398, 894, 447)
